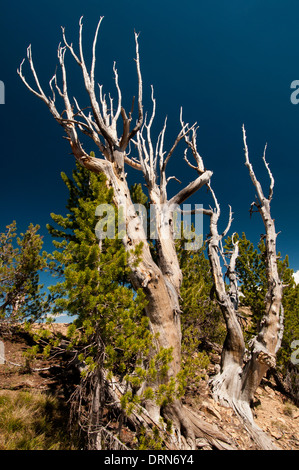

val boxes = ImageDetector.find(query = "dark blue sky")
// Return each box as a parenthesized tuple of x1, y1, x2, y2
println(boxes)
(1, 1, 299, 277)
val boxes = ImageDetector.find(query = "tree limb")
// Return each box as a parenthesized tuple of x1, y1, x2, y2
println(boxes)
(242, 124, 266, 206)
(169, 171, 212, 206)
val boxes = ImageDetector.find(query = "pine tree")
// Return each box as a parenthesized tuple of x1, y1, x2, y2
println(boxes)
(225, 232, 299, 369)
(178, 241, 224, 343)
(277, 272, 299, 369)
(224, 233, 267, 337)
(47, 163, 151, 373)
(46, 163, 177, 449)
(0, 221, 47, 326)
(129, 190, 217, 391)
(175, 232, 223, 393)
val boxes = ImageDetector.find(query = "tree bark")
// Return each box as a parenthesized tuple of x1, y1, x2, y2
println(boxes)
(206, 128, 283, 449)
(18, 19, 270, 449)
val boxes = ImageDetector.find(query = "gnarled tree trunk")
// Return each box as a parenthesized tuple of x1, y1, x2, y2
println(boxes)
(204, 128, 284, 450)
(18, 17, 239, 449)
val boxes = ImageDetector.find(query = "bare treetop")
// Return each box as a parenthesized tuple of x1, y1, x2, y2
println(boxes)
(17, 16, 212, 209)
(18, 17, 142, 159)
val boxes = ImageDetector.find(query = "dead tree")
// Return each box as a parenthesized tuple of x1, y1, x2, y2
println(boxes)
(201, 128, 284, 450)
(17, 17, 239, 450)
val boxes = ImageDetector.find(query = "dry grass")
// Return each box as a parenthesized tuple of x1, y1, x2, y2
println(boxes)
(0, 390, 79, 450)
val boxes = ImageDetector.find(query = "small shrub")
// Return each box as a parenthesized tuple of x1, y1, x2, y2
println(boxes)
(283, 403, 294, 418)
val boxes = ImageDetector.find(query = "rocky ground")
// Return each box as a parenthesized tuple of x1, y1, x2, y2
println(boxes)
(183, 369, 299, 450)
(0, 324, 298, 451)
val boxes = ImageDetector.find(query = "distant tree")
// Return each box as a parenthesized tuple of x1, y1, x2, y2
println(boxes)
(178, 240, 224, 343)
(0, 221, 47, 327)
(176, 238, 222, 392)
(278, 282, 299, 404)
(279, 282, 299, 365)
(225, 232, 298, 367)
(225, 232, 267, 333)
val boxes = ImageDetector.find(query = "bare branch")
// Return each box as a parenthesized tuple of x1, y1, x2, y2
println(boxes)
(72, 97, 106, 154)
(27, 45, 48, 100)
(112, 62, 122, 125)
(53, 71, 64, 98)
(183, 148, 198, 171)
(169, 171, 212, 206)
(98, 85, 110, 127)
(178, 206, 213, 216)
(208, 184, 220, 217)
(157, 117, 167, 170)
(57, 44, 73, 119)
(124, 155, 142, 171)
(65, 17, 118, 146)
(146, 85, 156, 172)
(221, 205, 233, 239)
(49, 74, 56, 102)
(167, 176, 181, 185)
(78, 16, 86, 71)
(91, 17, 104, 87)
(61, 26, 81, 65)
(119, 107, 130, 150)
(118, 32, 143, 151)
(180, 109, 204, 174)
(128, 31, 143, 141)
(161, 119, 191, 172)
(17, 49, 49, 104)
(242, 124, 265, 205)
(262, 143, 275, 201)
(154, 108, 208, 203)
(226, 232, 239, 309)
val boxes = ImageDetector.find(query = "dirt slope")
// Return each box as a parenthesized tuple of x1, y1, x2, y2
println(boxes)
(0, 325, 298, 450)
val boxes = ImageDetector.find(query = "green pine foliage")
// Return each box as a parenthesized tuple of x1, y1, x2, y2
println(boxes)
(177, 234, 225, 342)
(45, 163, 183, 436)
(277, 276, 299, 370)
(176, 232, 224, 391)
(224, 233, 267, 333)
(0, 221, 48, 324)
(128, 190, 216, 390)
(47, 164, 152, 377)
(225, 232, 299, 369)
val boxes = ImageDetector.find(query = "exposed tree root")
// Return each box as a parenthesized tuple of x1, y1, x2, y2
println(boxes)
(230, 399, 280, 450)
(183, 406, 237, 450)
(162, 399, 236, 449)
(118, 401, 237, 450)
(210, 371, 280, 450)
(109, 384, 237, 450)
(72, 368, 239, 450)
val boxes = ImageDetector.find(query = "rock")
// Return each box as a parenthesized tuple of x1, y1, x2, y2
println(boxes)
(277, 417, 286, 425)
(255, 387, 263, 396)
(264, 386, 275, 398)
(200, 400, 222, 420)
(270, 429, 282, 440)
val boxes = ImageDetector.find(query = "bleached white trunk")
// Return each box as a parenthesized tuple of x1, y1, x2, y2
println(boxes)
(19, 18, 239, 449)
(208, 128, 284, 449)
